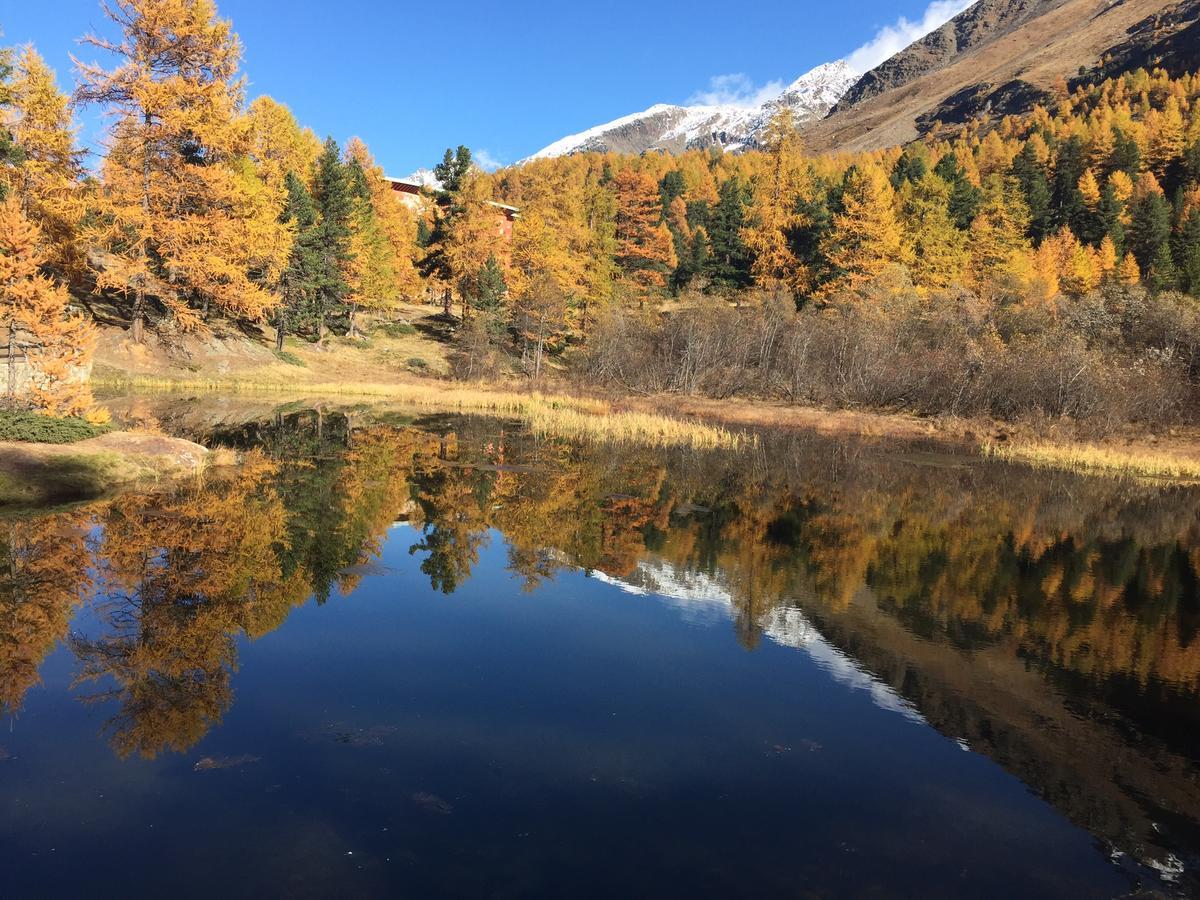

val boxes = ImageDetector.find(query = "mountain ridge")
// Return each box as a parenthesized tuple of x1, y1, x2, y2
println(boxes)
(522, 60, 859, 161)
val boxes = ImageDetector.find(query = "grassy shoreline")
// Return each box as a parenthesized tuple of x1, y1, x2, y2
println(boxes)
(93, 372, 1200, 481)
(92, 374, 752, 451)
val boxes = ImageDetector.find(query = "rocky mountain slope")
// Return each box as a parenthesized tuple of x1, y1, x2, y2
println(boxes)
(809, 0, 1199, 151)
(829, 0, 1068, 114)
(524, 60, 859, 160)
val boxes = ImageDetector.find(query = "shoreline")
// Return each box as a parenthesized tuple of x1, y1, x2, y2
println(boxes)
(91, 372, 1200, 481)
(0, 431, 215, 508)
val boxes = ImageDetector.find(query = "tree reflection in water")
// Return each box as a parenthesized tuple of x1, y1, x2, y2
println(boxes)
(1, 408, 1198, 883)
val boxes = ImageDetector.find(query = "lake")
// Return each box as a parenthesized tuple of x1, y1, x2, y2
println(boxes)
(2, 401, 1198, 898)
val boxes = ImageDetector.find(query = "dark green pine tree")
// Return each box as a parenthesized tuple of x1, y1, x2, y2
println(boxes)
(1098, 183, 1126, 256)
(311, 137, 354, 339)
(1127, 188, 1174, 272)
(1050, 135, 1086, 232)
(1011, 142, 1052, 243)
(415, 218, 433, 248)
(659, 170, 686, 212)
(434, 145, 473, 195)
(890, 149, 927, 190)
(1147, 241, 1178, 293)
(1183, 141, 1200, 184)
(1109, 129, 1141, 178)
(687, 228, 710, 282)
(470, 253, 508, 332)
(276, 171, 323, 350)
(1173, 208, 1200, 296)
(668, 221, 693, 290)
(933, 154, 981, 230)
(703, 176, 753, 289)
(791, 185, 836, 295)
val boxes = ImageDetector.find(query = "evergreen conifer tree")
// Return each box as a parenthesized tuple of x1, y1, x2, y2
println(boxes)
(933, 154, 981, 229)
(1127, 184, 1173, 272)
(434, 146, 473, 195)
(704, 176, 753, 289)
(1011, 142, 1052, 242)
(276, 171, 321, 349)
(310, 138, 353, 339)
(1173, 208, 1200, 294)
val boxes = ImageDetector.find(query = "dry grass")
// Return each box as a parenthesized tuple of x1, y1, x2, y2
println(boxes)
(981, 439, 1200, 480)
(95, 375, 752, 450)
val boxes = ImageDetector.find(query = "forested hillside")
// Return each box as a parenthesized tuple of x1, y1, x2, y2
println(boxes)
(3, 0, 1200, 432)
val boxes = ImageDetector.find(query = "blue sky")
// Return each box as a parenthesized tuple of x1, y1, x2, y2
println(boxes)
(2, 0, 969, 175)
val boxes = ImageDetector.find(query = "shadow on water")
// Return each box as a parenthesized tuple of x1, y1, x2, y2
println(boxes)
(2, 401, 1200, 897)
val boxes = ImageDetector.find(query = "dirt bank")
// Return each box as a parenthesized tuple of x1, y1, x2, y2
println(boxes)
(0, 431, 212, 507)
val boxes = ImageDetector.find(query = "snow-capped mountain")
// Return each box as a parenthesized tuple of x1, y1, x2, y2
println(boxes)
(399, 167, 443, 189)
(524, 60, 859, 161)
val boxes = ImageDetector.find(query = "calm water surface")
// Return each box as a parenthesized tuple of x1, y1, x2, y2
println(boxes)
(2, 402, 1199, 898)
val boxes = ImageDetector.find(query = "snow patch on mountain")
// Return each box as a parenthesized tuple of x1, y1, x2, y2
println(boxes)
(523, 59, 859, 162)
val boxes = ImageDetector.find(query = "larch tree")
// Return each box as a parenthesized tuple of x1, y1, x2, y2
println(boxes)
(344, 153, 396, 336)
(74, 0, 278, 341)
(344, 136, 420, 312)
(6, 47, 84, 282)
(0, 199, 96, 417)
(742, 107, 810, 293)
(967, 176, 1032, 292)
(246, 95, 320, 196)
(512, 271, 568, 379)
(820, 164, 907, 297)
(898, 171, 968, 291)
(443, 172, 506, 319)
(612, 167, 676, 301)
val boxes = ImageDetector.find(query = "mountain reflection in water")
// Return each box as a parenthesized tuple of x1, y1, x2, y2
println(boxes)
(1, 406, 1198, 898)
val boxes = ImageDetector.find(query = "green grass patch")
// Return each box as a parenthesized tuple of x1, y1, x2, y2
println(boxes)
(273, 349, 307, 367)
(379, 321, 418, 337)
(406, 357, 429, 370)
(0, 409, 111, 444)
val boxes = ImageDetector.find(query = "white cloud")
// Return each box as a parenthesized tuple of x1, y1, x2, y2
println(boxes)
(846, 0, 974, 72)
(473, 148, 504, 171)
(686, 73, 786, 108)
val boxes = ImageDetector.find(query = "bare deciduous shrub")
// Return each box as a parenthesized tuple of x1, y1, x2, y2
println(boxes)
(576, 275, 1199, 432)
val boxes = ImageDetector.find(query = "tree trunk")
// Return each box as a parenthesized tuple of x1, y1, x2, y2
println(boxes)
(348, 302, 358, 338)
(6, 324, 16, 400)
(132, 291, 146, 344)
(275, 310, 286, 352)
(135, 111, 152, 345)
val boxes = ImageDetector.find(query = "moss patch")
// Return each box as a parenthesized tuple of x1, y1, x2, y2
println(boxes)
(0, 409, 111, 444)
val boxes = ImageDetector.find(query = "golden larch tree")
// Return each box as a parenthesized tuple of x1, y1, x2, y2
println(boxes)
(820, 164, 907, 296)
(5, 47, 85, 281)
(74, 0, 280, 341)
(743, 107, 810, 292)
(0, 199, 96, 416)
(612, 167, 676, 299)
